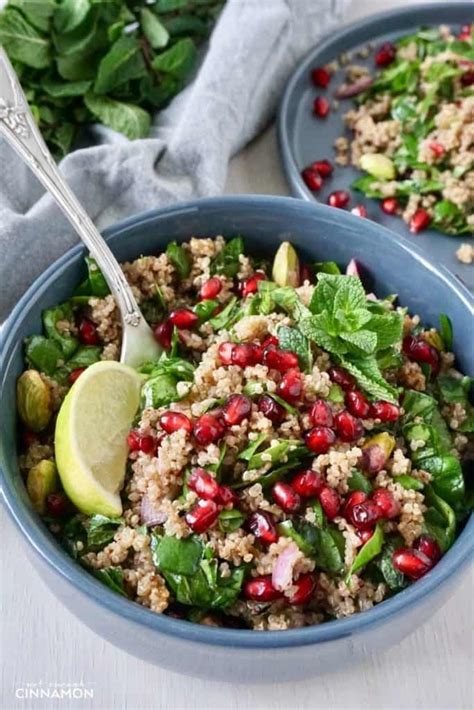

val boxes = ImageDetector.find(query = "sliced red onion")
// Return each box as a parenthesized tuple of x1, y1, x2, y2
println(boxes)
(140, 495, 168, 527)
(366, 292, 377, 301)
(272, 542, 299, 591)
(346, 258, 361, 277)
(335, 76, 373, 98)
(360, 445, 387, 475)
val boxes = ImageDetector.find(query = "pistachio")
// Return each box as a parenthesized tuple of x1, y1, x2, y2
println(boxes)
(27, 460, 58, 514)
(360, 153, 396, 180)
(363, 432, 396, 460)
(272, 242, 300, 288)
(17, 370, 53, 432)
(422, 331, 444, 352)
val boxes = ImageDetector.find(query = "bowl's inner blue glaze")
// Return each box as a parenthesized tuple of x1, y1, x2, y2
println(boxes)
(0, 196, 472, 649)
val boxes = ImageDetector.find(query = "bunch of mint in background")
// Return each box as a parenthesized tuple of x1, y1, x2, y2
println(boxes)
(0, 0, 224, 155)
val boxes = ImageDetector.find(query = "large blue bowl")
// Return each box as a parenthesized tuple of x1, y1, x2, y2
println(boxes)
(0, 196, 472, 683)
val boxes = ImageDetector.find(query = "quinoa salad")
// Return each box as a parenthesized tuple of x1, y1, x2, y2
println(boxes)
(302, 23, 474, 262)
(17, 237, 473, 630)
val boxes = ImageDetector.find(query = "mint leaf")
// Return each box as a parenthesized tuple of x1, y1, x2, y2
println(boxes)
(340, 329, 378, 355)
(277, 325, 312, 372)
(0, 7, 51, 68)
(340, 356, 399, 403)
(94, 35, 146, 94)
(84, 93, 151, 140)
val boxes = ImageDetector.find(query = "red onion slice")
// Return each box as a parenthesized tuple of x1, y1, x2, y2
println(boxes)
(272, 542, 299, 591)
(140, 495, 168, 527)
(335, 76, 373, 98)
(346, 258, 361, 277)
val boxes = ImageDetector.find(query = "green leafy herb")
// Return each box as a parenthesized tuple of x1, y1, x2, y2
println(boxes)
(210, 237, 244, 278)
(194, 299, 219, 323)
(93, 567, 127, 596)
(438, 314, 453, 351)
(0, 0, 223, 154)
(374, 536, 406, 591)
(314, 261, 341, 276)
(278, 519, 345, 573)
(347, 469, 373, 494)
(86, 514, 123, 549)
(152, 534, 203, 576)
(208, 297, 239, 330)
(42, 302, 79, 359)
(277, 325, 312, 372)
(24, 335, 64, 376)
(218, 509, 245, 533)
(392, 474, 424, 491)
(346, 522, 384, 581)
(423, 486, 456, 552)
(166, 241, 192, 279)
(74, 257, 110, 299)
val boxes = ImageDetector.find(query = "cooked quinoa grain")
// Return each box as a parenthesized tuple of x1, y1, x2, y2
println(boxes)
(17, 236, 472, 630)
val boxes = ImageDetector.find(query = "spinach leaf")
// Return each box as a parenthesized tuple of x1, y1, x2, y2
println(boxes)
(140, 7, 169, 49)
(151, 37, 196, 81)
(238, 433, 267, 462)
(431, 200, 470, 235)
(84, 93, 151, 140)
(64, 345, 101, 370)
(277, 325, 312, 372)
(210, 237, 244, 278)
(166, 241, 192, 279)
(402, 390, 436, 423)
(93, 567, 127, 596)
(208, 297, 239, 330)
(86, 514, 123, 549)
(60, 514, 87, 559)
(194, 299, 219, 323)
(94, 35, 146, 94)
(0, 6, 51, 68)
(437, 375, 472, 405)
(74, 257, 110, 299)
(218, 509, 245, 533)
(420, 455, 465, 508)
(152, 534, 203, 576)
(392, 474, 424, 491)
(423, 486, 456, 552)
(347, 469, 373, 494)
(24, 335, 64, 376)
(438, 313, 453, 351)
(346, 522, 384, 581)
(141, 372, 185, 409)
(374, 536, 406, 591)
(42, 302, 79, 359)
(278, 519, 345, 573)
(160, 556, 244, 610)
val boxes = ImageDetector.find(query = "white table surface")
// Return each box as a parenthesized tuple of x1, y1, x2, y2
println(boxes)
(1, 1, 472, 708)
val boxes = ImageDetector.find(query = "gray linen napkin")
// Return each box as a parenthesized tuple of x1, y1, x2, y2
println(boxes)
(0, 0, 351, 321)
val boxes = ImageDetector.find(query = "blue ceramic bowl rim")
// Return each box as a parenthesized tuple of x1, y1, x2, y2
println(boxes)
(1, 195, 473, 650)
(277, 2, 473, 206)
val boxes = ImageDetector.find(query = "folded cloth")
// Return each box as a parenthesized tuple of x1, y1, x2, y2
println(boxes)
(0, 0, 351, 322)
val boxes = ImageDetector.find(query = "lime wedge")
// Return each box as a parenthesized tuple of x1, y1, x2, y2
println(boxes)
(55, 361, 142, 517)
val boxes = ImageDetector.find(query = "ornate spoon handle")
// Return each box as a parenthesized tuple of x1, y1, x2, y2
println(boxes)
(0, 47, 142, 330)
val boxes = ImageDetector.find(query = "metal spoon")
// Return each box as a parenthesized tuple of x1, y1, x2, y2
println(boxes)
(0, 48, 161, 368)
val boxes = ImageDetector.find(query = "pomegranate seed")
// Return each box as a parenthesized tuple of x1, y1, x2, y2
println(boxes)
(343, 490, 367, 520)
(327, 190, 350, 209)
(216, 485, 239, 507)
(68, 367, 86, 384)
(288, 574, 316, 605)
(200, 277, 222, 300)
(328, 367, 355, 390)
(409, 208, 431, 233)
(246, 511, 278, 545)
(381, 197, 399, 215)
(311, 66, 331, 87)
(193, 413, 225, 445)
(313, 96, 330, 118)
(154, 320, 173, 349)
(372, 488, 400, 519)
(217, 341, 235, 365)
(232, 343, 258, 368)
(277, 368, 303, 403)
(349, 500, 380, 530)
(257, 394, 286, 423)
(309, 400, 333, 427)
(351, 205, 368, 218)
(169, 308, 198, 330)
(262, 335, 279, 349)
(188, 468, 220, 500)
(46, 492, 71, 518)
(239, 272, 266, 298)
(345, 390, 370, 418)
(78, 318, 99, 346)
(461, 70, 474, 87)
(361, 445, 388, 475)
(458, 23, 472, 41)
(392, 548, 432, 579)
(402, 335, 440, 375)
(160, 411, 193, 435)
(263, 347, 299, 372)
(291, 469, 324, 498)
(311, 159, 333, 178)
(358, 529, 374, 544)
(370, 401, 400, 422)
(222, 394, 252, 426)
(127, 430, 156, 454)
(428, 141, 444, 159)
(318, 486, 341, 520)
(185, 499, 220, 533)
(21, 430, 38, 448)
(300, 263, 313, 284)
(414, 535, 441, 563)
(301, 167, 323, 191)
(375, 42, 396, 67)
(334, 411, 364, 442)
(272, 482, 302, 513)
(243, 575, 282, 602)
(305, 426, 336, 454)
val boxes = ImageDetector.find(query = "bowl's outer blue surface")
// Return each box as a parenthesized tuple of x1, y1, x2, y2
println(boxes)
(1, 196, 473, 683)
(278, 3, 474, 291)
